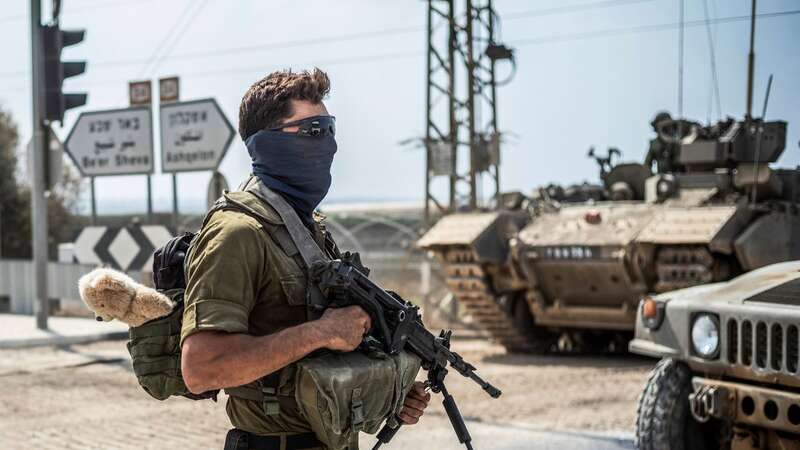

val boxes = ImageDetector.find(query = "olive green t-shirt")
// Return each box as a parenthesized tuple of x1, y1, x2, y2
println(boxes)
(180, 187, 317, 436)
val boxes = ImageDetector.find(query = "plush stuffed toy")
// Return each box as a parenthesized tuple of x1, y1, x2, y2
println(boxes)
(79, 268, 175, 327)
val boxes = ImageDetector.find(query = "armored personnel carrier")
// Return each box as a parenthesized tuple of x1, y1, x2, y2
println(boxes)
(419, 115, 799, 353)
(630, 260, 800, 449)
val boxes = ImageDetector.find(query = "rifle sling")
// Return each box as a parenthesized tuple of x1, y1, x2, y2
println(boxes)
(247, 181, 330, 269)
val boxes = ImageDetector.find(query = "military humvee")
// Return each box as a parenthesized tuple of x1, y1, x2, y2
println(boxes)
(630, 260, 800, 449)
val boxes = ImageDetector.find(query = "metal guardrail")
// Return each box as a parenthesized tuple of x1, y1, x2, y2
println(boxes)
(0, 254, 439, 318)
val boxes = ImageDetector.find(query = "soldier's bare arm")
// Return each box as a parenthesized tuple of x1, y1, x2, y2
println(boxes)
(181, 305, 370, 394)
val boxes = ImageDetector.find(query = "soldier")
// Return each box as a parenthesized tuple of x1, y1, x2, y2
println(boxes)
(644, 111, 680, 174)
(180, 69, 430, 450)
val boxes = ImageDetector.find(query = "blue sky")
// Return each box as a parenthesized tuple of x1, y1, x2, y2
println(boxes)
(1, 0, 798, 214)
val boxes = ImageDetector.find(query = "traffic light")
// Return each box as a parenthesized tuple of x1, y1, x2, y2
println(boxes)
(42, 24, 87, 123)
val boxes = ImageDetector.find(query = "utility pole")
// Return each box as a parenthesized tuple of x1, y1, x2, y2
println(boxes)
(30, 0, 49, 329)
(423, 0, 514, 226)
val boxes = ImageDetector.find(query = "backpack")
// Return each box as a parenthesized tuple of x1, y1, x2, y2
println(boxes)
(126, 190, 282, 401)
(127, 231, 218, 401)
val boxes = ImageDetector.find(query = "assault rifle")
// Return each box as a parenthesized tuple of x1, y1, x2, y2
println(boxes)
(312, 253, 502, 450)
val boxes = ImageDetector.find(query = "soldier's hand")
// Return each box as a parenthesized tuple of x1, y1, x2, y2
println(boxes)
(318, 306, 372, 352)
(399, 381, 430, 425)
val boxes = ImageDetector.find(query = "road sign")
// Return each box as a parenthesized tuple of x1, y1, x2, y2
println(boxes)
(65, 106, 154, 176)
(73, 226, 106, 265)
(129, 80, 152, 106)
(73, 225, 173, 271)
(159, 76, 180, 103)
(159, 98, 234, 173)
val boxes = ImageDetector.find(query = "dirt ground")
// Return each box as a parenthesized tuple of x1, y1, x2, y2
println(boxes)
(438, 339, 654, 432)
(0, 337, 655, 449)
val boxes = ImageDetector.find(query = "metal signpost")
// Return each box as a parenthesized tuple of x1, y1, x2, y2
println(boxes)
(206, 171, 230, 209)
(29, 0, 48, 329)
(26, 129, 64, 190)
(128, 80, 154, 222)
(64, 107, 154, 223)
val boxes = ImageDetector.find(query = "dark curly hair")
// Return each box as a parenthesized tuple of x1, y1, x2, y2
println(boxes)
(238, 68, 331, 140)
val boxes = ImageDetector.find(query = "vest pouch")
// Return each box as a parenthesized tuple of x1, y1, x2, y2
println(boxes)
(126, 289, 218, 401)
(294, 350, 421, 450)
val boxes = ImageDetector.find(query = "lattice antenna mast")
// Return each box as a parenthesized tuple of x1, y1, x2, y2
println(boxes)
(424, 0, 514, 226)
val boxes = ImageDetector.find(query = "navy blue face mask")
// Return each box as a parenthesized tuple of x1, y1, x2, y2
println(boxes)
(245, 115, 337, 225)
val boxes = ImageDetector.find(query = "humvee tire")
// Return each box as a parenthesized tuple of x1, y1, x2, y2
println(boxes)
(635, 359, 723, 450)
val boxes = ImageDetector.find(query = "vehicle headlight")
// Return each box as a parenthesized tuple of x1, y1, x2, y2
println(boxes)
(691, 314, 720, 358)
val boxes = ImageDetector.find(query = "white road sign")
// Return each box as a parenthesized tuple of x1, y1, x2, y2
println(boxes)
(74, 226, 106, 265)
(73, 225, 173, 271)
(160, 98, 234, 173)
(65, 107, 154, 176)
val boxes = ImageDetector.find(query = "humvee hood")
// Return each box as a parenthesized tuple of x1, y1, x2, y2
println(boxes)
(655, 260, 800, 307)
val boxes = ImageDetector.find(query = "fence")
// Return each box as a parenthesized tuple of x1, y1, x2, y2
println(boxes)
(0, 253, 447, 319)
(0, 259, 144, 315)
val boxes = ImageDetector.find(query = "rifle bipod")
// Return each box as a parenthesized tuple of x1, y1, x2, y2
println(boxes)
(372, 367, 474, 450)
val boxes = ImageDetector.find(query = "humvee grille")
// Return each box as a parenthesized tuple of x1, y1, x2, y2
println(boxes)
(742, 320, 753, 366)
(756, 322, 768, 369)
(725, 318, 800, 375)
(789, 326, 799, 373)
(772, 323, 784, 371)
(727, 319, 738, 364)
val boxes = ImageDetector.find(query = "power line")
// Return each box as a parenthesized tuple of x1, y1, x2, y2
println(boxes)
(0, 50, 424, 96)
(513, 9, 800, 46)
(98, 25, 423, 68)
(136, 0, 204, 78)
(0, 24, 421, 79)
(2, 7, 798, 87)
(0, 0, 661, 82)
(0, 0, 653, 74)
(145, 0, 211, 77)
(504, 0, 656, 20)
(0, 0, 159, 24)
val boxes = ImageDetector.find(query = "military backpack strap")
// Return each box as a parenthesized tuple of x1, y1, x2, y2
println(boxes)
(217, 194, 309, 273)
(246, 181, 332, 314)
(246, 181, 330, 268)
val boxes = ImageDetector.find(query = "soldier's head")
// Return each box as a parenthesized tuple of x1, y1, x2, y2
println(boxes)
(239, 69, 337, 218)
(651, 111, 672, 130)
(238, 68, 331, 140)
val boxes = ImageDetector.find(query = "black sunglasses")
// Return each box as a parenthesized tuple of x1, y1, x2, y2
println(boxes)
(269, 115, 336, 137)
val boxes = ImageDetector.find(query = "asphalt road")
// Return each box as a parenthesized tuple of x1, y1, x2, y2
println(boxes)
(360, 416, 635, 450)
(0, 339, 647, 450)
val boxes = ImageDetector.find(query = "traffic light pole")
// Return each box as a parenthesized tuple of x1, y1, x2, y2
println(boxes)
(30, 0, 50, 329)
